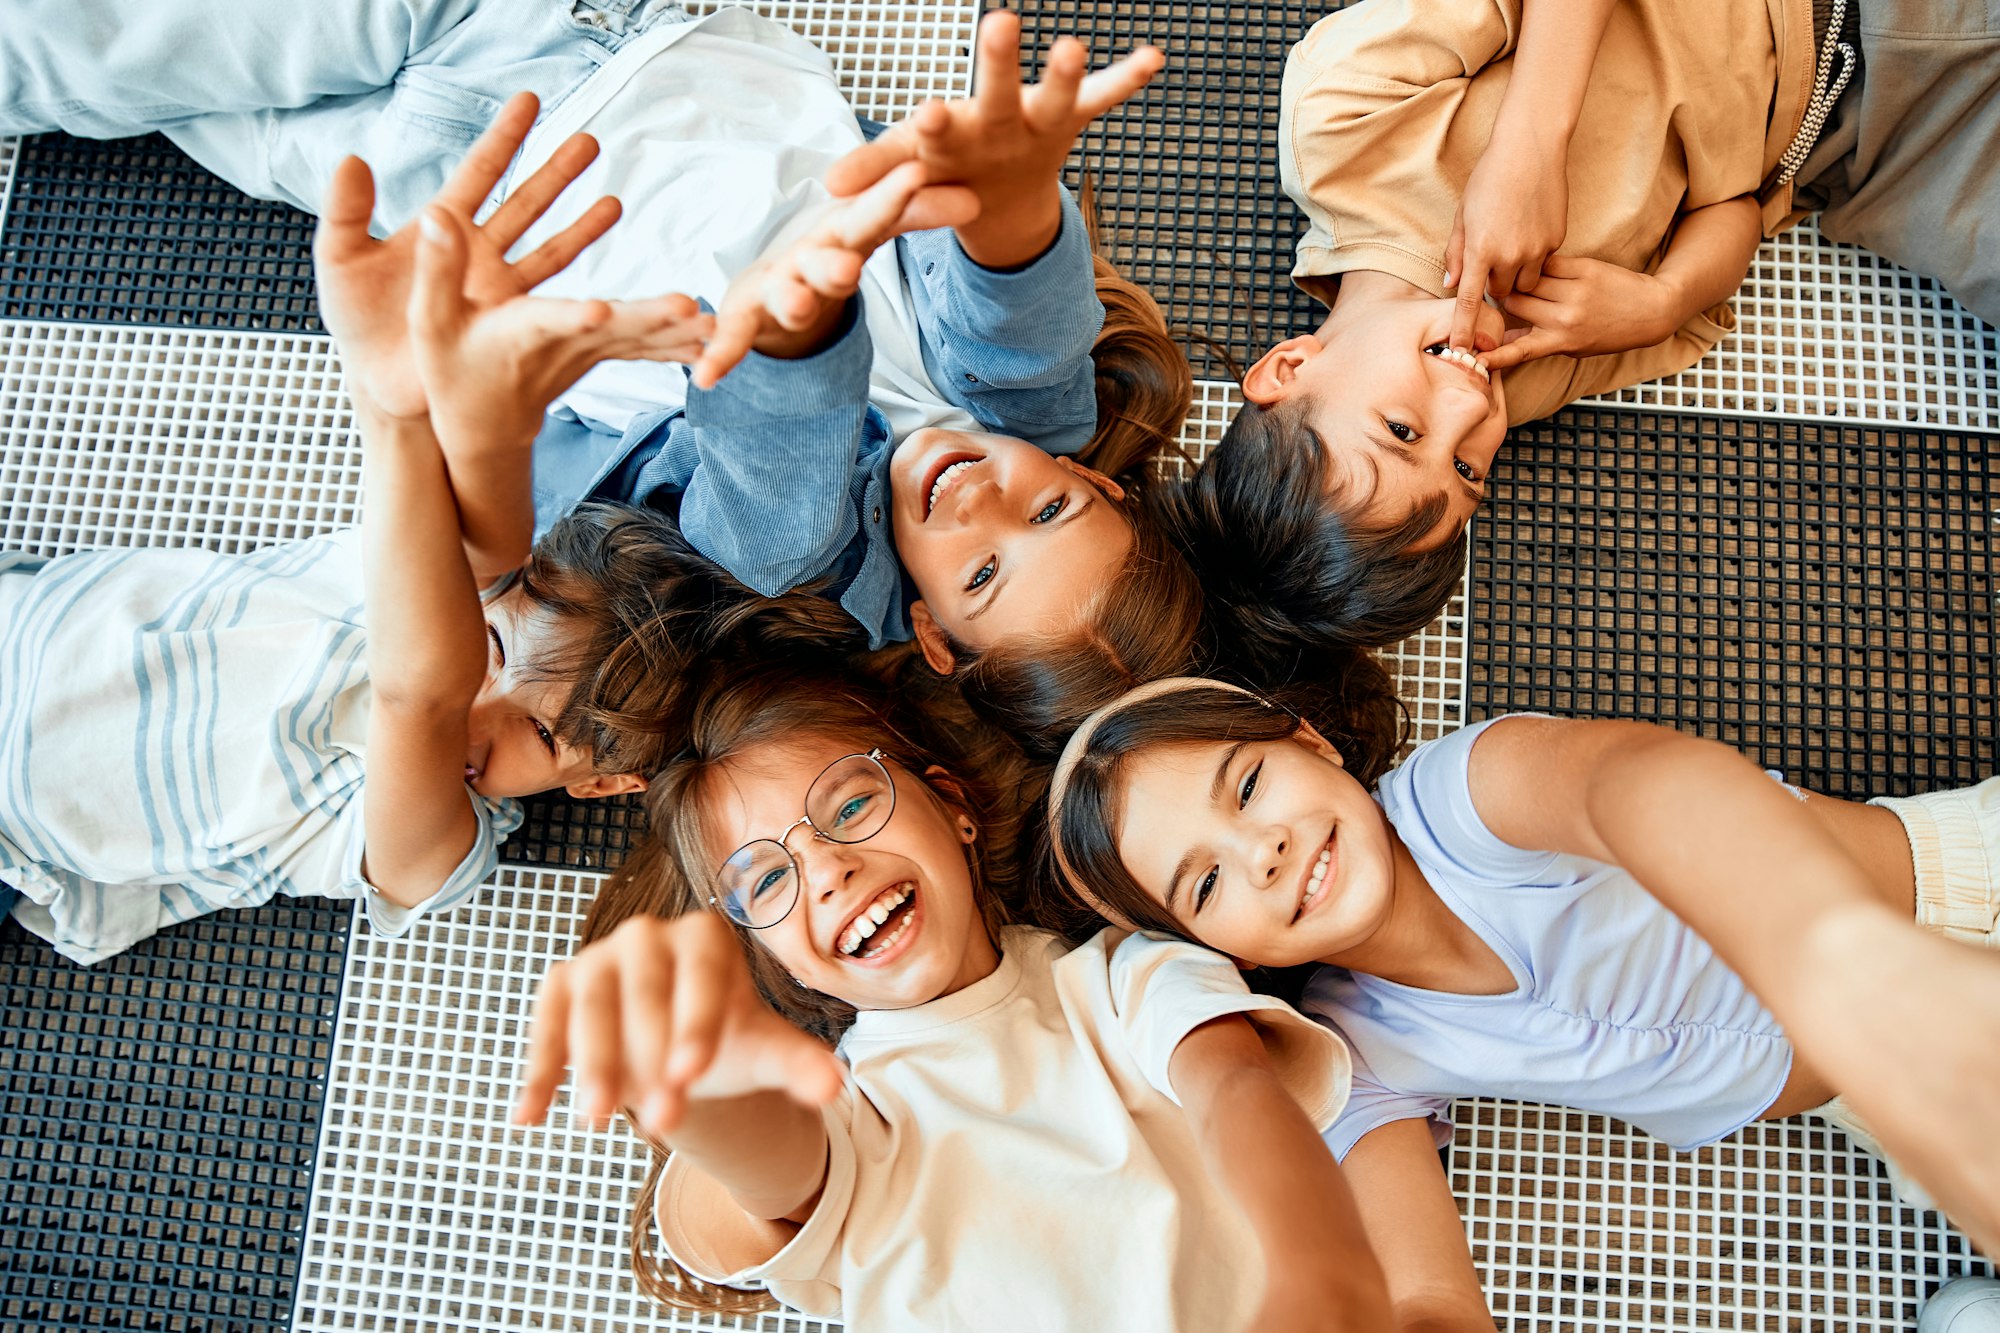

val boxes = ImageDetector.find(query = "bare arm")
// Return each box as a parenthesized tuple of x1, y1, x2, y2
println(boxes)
(1342, 1120, 1497, 1333)
(1650, 195, 1762, 332)
(1170, 1015, 1392, 1330)
(1465, 716, 2000, 1254)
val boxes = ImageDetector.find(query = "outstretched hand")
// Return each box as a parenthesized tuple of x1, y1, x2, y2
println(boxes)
(514, 911, 846, 1138)
(692, 160, 976, 388)
(823, 9, 1164, 270)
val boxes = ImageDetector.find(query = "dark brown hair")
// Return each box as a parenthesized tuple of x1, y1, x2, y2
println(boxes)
(1046, 675, 1406, 939)
(1181, 397, 1469, 665)
(576, 666, 1026, 1315)
(513, 503, 864, 780)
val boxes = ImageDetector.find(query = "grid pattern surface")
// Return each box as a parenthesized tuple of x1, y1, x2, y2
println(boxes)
(291, 866, 842, 1333)
(1015, 1, 2000, 430)
(1469, 407, 1998, 799)
(0, 897, 350, 1333)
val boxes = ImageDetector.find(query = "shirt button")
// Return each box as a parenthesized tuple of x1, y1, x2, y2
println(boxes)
(872, 506, 882, 524)
(965, 373, 978, 383)
(924, 262, 936, 276)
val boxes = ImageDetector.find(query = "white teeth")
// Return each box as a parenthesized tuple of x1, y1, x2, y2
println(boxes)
(928, 460, 976, 515)
(838, 884, 914, 956)
(1298, 845, 1333, 917)
(1426, 342, 1490, 382)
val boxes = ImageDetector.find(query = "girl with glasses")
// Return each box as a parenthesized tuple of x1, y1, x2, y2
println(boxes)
(511, 667, 1394, 1330)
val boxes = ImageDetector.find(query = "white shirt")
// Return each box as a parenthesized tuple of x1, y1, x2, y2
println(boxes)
(657, 926, 1352, 1332)
(507, 6, 977, 443)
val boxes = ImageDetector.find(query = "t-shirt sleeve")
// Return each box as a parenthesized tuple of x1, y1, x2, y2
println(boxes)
(1104, 929, 1351, 1130)
(331, 789, 524, 938)
(1314, 1020, 1455, 1162)
(1377, 716, 1563, 886)
(654, 1099, 857, 1318)
(1499, 301, 1738, 425)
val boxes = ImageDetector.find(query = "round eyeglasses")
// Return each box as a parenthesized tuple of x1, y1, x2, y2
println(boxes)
(712, 750, 897, 929)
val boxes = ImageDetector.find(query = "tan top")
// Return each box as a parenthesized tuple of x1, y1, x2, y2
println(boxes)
(657, 926, 1352, 1332)
(1280, 0, 1816, 424)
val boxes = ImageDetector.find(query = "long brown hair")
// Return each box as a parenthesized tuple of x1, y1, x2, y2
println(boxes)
(576, 666, 1026, 1315)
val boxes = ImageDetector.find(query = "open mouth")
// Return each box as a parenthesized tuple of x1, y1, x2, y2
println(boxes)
(1424, 342, 1491, 385)
(921, 454, 982, 520)
(1291, 832, 1336, 924)
(837, 883, 921, 961)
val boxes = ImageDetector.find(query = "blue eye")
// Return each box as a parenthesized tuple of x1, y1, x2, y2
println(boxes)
(832, 794, 874, 829)
(965, 559, 996, 592)
(1032, 498, 1065, 523)
(751, 866, 791, 901)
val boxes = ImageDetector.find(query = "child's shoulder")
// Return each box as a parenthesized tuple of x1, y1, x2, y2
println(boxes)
(1379, 715, 1564, 887)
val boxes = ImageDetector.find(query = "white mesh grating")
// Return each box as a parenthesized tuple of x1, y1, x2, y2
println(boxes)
(1451, 1099, 1993, 1330)
(0, 320, 360, 555)
(1173, 378, 1469, 749)
(1579, 218, 2000, 430)
(685, 0, 975, 120)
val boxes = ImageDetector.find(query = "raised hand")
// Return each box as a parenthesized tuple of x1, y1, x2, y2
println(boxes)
(1476, 254, 1680, 372)
(514, 911, 847, 1138)
(1443, 126, 1570, 355)
(823, 9, 1164, 270)
(691, 160, 977, 388)
(312, 91, 627, 419)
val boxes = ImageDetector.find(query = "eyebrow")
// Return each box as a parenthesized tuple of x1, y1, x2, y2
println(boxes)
(1165, 741, 1249, 914)
(962, 493, 1100, 623)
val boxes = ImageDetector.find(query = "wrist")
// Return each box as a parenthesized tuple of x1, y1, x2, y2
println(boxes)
(955, 181, 1065, 272)
(750, 294, 860, 363)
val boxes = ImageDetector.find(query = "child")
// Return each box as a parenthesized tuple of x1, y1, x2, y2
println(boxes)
(1, 6, 1204, 749)
(0, 110, 761, 963)
(1044, 676, 2000, 1313)
(511, 667, 1393, 1331)
(1180, 0, 2000, 660)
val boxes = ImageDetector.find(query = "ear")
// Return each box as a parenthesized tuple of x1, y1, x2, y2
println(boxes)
(921, 763, 980, 843)
(1054, 455, 1126, 502)
(1292, 719, 1346, 767)
(1240, 334, 1323, 407)
(565, 771, 650, 799)
(909, 601, 958, 674)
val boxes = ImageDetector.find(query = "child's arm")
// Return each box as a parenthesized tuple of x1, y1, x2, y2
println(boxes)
(1443, 0, 1617, 352)
(1342, 1121, 1500, 1332)
(515, 911, 844, 1222)
(1465, 716, 2000, 1254)
(821, 13, 1164, 453)
(1477, 194, 1761, 373)
(1170, 1015, 1394, 1331)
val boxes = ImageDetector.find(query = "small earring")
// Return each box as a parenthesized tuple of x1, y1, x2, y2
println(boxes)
(792, 975, 806, 989)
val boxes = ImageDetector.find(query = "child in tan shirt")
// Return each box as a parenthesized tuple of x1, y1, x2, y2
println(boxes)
(1180, 0, 1999, 673)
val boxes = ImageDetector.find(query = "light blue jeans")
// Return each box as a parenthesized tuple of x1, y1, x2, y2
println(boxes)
(0, 0, 689, 231)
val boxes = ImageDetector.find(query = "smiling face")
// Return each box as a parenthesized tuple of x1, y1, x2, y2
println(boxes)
(697, 735, 999, 1012)
(889, 428, 1134, 662)
(468, 585, 638, 800)
(1247, 291, 1510, 552)
(1111, 727, 1399, 969)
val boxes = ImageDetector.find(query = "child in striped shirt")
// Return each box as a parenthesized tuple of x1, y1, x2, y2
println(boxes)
(0, 109, 737, 963)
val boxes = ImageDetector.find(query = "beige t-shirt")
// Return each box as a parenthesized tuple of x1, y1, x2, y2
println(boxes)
(657, 925, 1352, 1332)
(1281, 0, 1817, 424)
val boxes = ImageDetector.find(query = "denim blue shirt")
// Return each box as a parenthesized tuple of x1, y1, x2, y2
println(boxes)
(530, 187, 1102, 648)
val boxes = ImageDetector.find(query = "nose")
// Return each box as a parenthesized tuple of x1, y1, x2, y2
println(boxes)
(785, 824, 860, 901)
(947, 469, 1006, 524)
(1243, 824, 1291, 891)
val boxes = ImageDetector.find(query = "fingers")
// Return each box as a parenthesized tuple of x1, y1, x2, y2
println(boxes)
(569, 953, 626, 1127)
(1441, 212, 1465, 293)
(644, 942, 732, 1134)
(411, 208, 472, 345)
(1071, 44, 1165, 120)
(821, 121, 920, 198)
(1475, 324, 1561, 372)
(436, 91, 541, 218)
(484, 131, 604, 253)
(1516, 254, 1545, 295)
(1024, 35, 1088, 133)
(315, 156, 379, 264)
(692, 297, 763, 390)
(892, 183, 982, 235)
(972, 8, 1025, 124)
(740, 1010, 846, 1109)
(824, 159, 932, 253)
(1449, 272, 1488, 354)
(509, 194, 623, 289)
(618, 932, 681, 1133)
(513, 960, 576, 1126)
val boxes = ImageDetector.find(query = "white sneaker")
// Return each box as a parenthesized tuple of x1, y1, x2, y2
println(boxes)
(1921, 1277, 2000, 1333)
